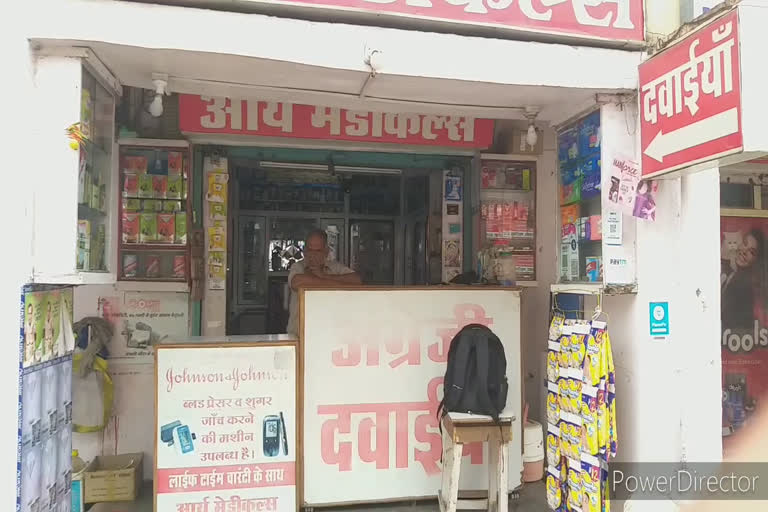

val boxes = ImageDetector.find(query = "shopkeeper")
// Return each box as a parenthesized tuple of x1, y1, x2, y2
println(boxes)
(287, 229, 362, 335)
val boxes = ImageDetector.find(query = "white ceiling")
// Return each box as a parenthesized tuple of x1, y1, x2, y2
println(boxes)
(49, 40, 624, 123)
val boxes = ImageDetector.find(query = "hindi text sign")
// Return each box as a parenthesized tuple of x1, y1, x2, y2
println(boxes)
(301, 288, 521, 505)
(242, 0, 644, 42)
(155, 344, 298, 512)
(179, 95, 494, 149)
(640, 9, 742, 178)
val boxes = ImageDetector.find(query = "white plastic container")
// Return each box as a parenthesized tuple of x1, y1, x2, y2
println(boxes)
(522, 420, 544, 482)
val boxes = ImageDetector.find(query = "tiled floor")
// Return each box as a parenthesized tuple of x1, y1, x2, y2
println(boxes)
(89, 481, 549, 512)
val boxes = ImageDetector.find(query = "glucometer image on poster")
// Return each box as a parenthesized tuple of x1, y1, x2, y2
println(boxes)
(262, 412, 289, 457)
(161, 420, 197, 455)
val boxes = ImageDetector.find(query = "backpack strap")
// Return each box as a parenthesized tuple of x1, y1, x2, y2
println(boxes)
(473, 334, 500, 423)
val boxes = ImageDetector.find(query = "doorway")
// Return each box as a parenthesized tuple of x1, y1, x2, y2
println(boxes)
(226, 156, 439, 335)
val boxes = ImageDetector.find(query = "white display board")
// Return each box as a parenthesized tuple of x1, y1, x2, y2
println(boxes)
(155, 344, 298, 511)
(302, 288, 522, 505)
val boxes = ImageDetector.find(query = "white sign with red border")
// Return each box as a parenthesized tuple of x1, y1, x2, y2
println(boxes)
(155, 344, 298, 512)
(639, 9, 743, 178)
(301, 288, 521, 505)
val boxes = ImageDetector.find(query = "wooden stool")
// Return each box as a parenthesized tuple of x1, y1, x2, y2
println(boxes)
(438, 411, 515, 512)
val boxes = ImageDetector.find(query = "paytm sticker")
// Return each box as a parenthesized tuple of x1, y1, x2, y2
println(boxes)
(649, 302, 670, 337)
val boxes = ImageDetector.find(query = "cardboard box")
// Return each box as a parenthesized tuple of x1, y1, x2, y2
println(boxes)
(84, 453, 143, 503)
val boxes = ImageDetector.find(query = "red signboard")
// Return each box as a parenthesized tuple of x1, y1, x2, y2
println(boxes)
(179, 95, 494, 149)
(639, 10, 742, 178)
(246, 0, 644, 42)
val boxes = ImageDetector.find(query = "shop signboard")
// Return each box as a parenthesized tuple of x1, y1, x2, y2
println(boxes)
(155, 343, 298, 511)
(639, 9, 742, 178)
(237, 0, 644, 43)
(301, 288, 521, 505)
(179, 95, 494, 149)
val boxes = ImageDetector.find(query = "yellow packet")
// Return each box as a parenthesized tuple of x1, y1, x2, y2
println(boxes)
(548, 392, 560, 425)
(548, 350, 560, 382)
(567, 465, 583, 510)
(581, 395, 599, 455)
(559, 379, 570, 412)
(581, 460, 601, 512)
(571, 334, 586, 369)
(546, 474, 563, 510)
(597, 390, 609, 452)
(559, 421, 571, 460)
(560, 336, 571, 368)
(547, 432, 561, 466)
(570, 423, 581, 459)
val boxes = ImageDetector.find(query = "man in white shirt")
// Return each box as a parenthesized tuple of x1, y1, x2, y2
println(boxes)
(286, 229, 361, 335)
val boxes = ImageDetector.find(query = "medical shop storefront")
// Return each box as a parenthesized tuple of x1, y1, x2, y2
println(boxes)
(14, 0, 650, 510)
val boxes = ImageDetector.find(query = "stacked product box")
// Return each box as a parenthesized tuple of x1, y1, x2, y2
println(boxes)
(120, 150, 189, 280)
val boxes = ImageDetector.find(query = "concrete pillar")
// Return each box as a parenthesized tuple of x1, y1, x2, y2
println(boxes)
(601, 167, 721, 464)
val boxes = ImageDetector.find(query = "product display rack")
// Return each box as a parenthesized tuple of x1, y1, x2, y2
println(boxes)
(76, 68, 115, 275)
(117, 140, 192, 282)
(557, 110, 603, 284)
(476, 156, 537, 284)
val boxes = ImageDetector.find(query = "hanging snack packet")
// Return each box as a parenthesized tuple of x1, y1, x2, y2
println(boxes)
(571, 425, 581, 460)
(548, 391, 561, 425)
(584, 325, 605, 386)
(548, 350, 560, 382)
(547, 430, 561, 466)
(559, 335, 572, 369)
(567, 463, 583, 511)
(569, 379, 583, 415)
(547, 472, 564, 511)
(571, 334, 586, 372)
(550, 313, 565, 340)
(581, 458, 601, 512)
(559, 379, 570, 413)
(602, 464, 611, 512)
(581, 391, 599, 456)
(558, 420, 571, 462)
(597, 389, 609, 455)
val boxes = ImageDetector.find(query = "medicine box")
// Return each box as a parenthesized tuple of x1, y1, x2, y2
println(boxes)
(83, 453, 143, 503)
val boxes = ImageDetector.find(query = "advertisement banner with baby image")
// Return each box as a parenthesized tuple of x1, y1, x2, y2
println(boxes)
(605, 155, 657, 221)
(23, 288, 75, 368)
(720, 217, 768, 450)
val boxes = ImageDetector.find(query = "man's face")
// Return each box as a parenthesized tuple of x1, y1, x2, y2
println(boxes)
(305, 234, 328, 270)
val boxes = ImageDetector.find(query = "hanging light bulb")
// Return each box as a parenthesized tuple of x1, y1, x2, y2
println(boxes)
(526, 122, 538, 147)
(148, 93, 164, 117)
(524, 106, 541, 148)
(148, 74, 168, 118)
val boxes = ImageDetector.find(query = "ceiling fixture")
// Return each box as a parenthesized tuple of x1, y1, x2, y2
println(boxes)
(524, 106, 541, 147)
(148, 73, 169, 117)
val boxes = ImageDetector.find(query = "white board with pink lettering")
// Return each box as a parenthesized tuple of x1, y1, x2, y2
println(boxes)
(155, 343, 298, 512)
(301, 288, 522, 505)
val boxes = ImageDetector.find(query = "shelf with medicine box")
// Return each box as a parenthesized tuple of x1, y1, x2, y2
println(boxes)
(118, 142, 191, 282)
(558, 110, 604, 285)
(476, 159, 537, 283)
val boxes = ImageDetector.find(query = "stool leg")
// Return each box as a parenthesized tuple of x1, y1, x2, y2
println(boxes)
(488, 440, 499, 512)
(498, 441, 508, 512)
(440, 430, 450, 512)
(440, 430, 462, 512)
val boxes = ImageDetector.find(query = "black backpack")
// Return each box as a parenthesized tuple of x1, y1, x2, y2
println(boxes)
(437, 324, 509, 423)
